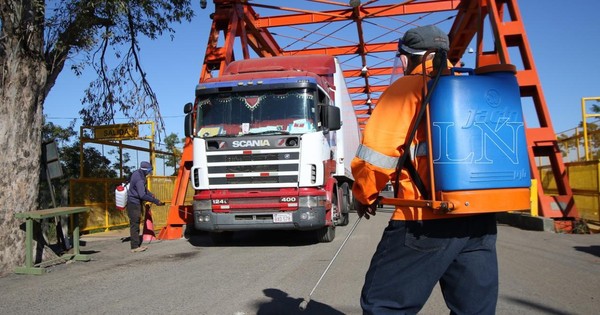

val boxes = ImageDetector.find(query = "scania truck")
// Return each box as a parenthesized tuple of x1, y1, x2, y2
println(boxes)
(183, 54, 360, 243)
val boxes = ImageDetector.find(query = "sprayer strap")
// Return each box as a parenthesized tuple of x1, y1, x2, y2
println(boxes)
(393, 50, 447, 199)
(403, 151, 429, 200)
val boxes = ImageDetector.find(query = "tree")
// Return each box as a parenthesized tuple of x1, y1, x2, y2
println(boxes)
(0, 0, 193, 275)
(158, 133, 183, 176)
(588, 104, 600, 160)
(575, 102, 600, 161)
(39, 118, 122, 208)
(38, 118, 77, 209)
(108, 148, 133, 178)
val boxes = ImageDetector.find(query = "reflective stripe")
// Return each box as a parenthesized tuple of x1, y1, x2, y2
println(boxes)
(356, 142, 428, 169)
(355, 144, 398, 169)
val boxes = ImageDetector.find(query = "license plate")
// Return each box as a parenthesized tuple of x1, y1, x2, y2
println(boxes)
(273, 212, 293, 223)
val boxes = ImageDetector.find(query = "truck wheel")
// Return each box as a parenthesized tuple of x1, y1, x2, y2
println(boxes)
(316, 226, 335, 243)
(339, 212, 349, 226)
(210, 231, 233, 245)
(338, 183, 350, 226)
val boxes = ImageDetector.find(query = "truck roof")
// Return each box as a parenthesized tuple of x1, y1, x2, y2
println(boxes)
(206, 55, 336, 91)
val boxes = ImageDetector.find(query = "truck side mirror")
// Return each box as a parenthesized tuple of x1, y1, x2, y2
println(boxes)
(184, 102, 194, 137)
(183, 102, 193, 114)
(324, 105, 341, 131)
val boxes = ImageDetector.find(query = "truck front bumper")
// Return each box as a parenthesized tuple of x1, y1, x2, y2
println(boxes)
(194, 206, 326, 232)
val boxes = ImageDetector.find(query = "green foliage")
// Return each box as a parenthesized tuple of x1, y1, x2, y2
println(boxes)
(557, 133, 570, 158)
(42, 0, 194, 132)
(107, 148, 133, 177)
(567, 103, 600, 161)
(157, 133, 182, 175)
(0, 0, 194, 272)
(60, 143, 118, 179)
(39, 118, 123, 207)
(42, 119, 77, 144)
(41, 116, 118, 178)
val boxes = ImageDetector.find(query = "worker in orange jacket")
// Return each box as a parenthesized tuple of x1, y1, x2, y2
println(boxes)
(352, 25, 499, 314)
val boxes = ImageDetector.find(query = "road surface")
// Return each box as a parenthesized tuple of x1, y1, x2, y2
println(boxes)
(1, 208, 598, 314)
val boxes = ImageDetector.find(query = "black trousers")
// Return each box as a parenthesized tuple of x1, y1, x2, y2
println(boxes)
(126, 203, 143, 249)
(361, 214, 498, 315)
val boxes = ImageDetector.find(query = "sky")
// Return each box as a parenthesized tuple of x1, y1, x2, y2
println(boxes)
(44, 0, 600, 163)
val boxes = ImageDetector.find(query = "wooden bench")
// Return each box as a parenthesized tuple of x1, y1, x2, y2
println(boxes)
(14, 206, 90, 275)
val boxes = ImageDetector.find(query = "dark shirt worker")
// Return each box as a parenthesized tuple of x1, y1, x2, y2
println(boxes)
(127, 161, 163, 253)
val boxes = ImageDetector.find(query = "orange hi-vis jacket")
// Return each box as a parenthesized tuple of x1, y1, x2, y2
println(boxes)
(351, 59, 470, 221)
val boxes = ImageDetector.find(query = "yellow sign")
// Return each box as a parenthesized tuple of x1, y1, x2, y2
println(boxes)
(93, 124, 139, 140)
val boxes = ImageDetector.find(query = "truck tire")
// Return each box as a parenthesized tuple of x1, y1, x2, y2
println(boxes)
(210, 231, 234, 245)
(339, 212, 350, 226)
(316, 226, 335, 243)
(338, 183, 350, 226)
(347, 184, 356, 212)
(316, 188, 338, 242)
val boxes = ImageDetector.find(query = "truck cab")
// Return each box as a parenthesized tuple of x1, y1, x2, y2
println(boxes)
(183, 55, 360, 243)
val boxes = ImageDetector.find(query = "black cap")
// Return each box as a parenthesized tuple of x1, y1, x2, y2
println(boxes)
(399, 25, 449, 55)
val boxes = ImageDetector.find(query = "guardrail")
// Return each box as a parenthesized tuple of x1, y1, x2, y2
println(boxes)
(539, 160, 600, 229)
(69, 176, 182, 233)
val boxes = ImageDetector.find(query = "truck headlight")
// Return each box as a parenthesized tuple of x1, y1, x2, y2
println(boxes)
(299, 195, 326, 208)
(197, 215, 211, 222)
(197, 199, 212, 210)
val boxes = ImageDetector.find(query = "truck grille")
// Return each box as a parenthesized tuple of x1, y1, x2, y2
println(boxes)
(206, 149, 300, 186)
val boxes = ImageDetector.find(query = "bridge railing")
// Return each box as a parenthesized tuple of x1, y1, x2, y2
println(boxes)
(69, 176, 184, 233)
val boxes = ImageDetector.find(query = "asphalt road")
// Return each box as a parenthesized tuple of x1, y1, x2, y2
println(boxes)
(1, 208, 598, 315)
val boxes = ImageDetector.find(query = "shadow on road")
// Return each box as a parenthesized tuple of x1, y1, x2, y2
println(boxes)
(186, 229, 320, 247)
(573, 245, 600, 257)
(503, 295, 571, 315)
(255, 288, 344, 315)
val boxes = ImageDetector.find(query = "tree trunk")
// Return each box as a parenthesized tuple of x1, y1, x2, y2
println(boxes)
(0, 0, 48, 275)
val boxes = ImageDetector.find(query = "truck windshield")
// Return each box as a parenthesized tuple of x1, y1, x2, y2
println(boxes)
(196, 89, 316, 137)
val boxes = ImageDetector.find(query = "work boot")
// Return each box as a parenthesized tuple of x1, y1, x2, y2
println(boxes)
(131, 246, 148, 253)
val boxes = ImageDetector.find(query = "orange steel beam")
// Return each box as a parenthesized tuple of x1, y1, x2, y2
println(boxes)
(351, 2, 373, 112)
(162, 0, 577, 238)
(200, 1, 284, 83)
(352, 99, 379, 105)
(492, 0, 576, 220)
(158, 138, 194, 240)
(348, 85, 387, 94)
(240, 4, 282, 57)
(284, 42, 398, 56)
(448, 0, 576, 221)
(259, 1, 459, 124)
(308, 0, 354, 6)
(447, 0, 478, 64)
(162, 1, 288, 239)
(344, 66, 393, 78)
(255, 1, 461, 27)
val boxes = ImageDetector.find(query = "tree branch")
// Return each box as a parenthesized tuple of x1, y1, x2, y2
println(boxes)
(126, 5, 165, 133)
(43, 3, 114, 99)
